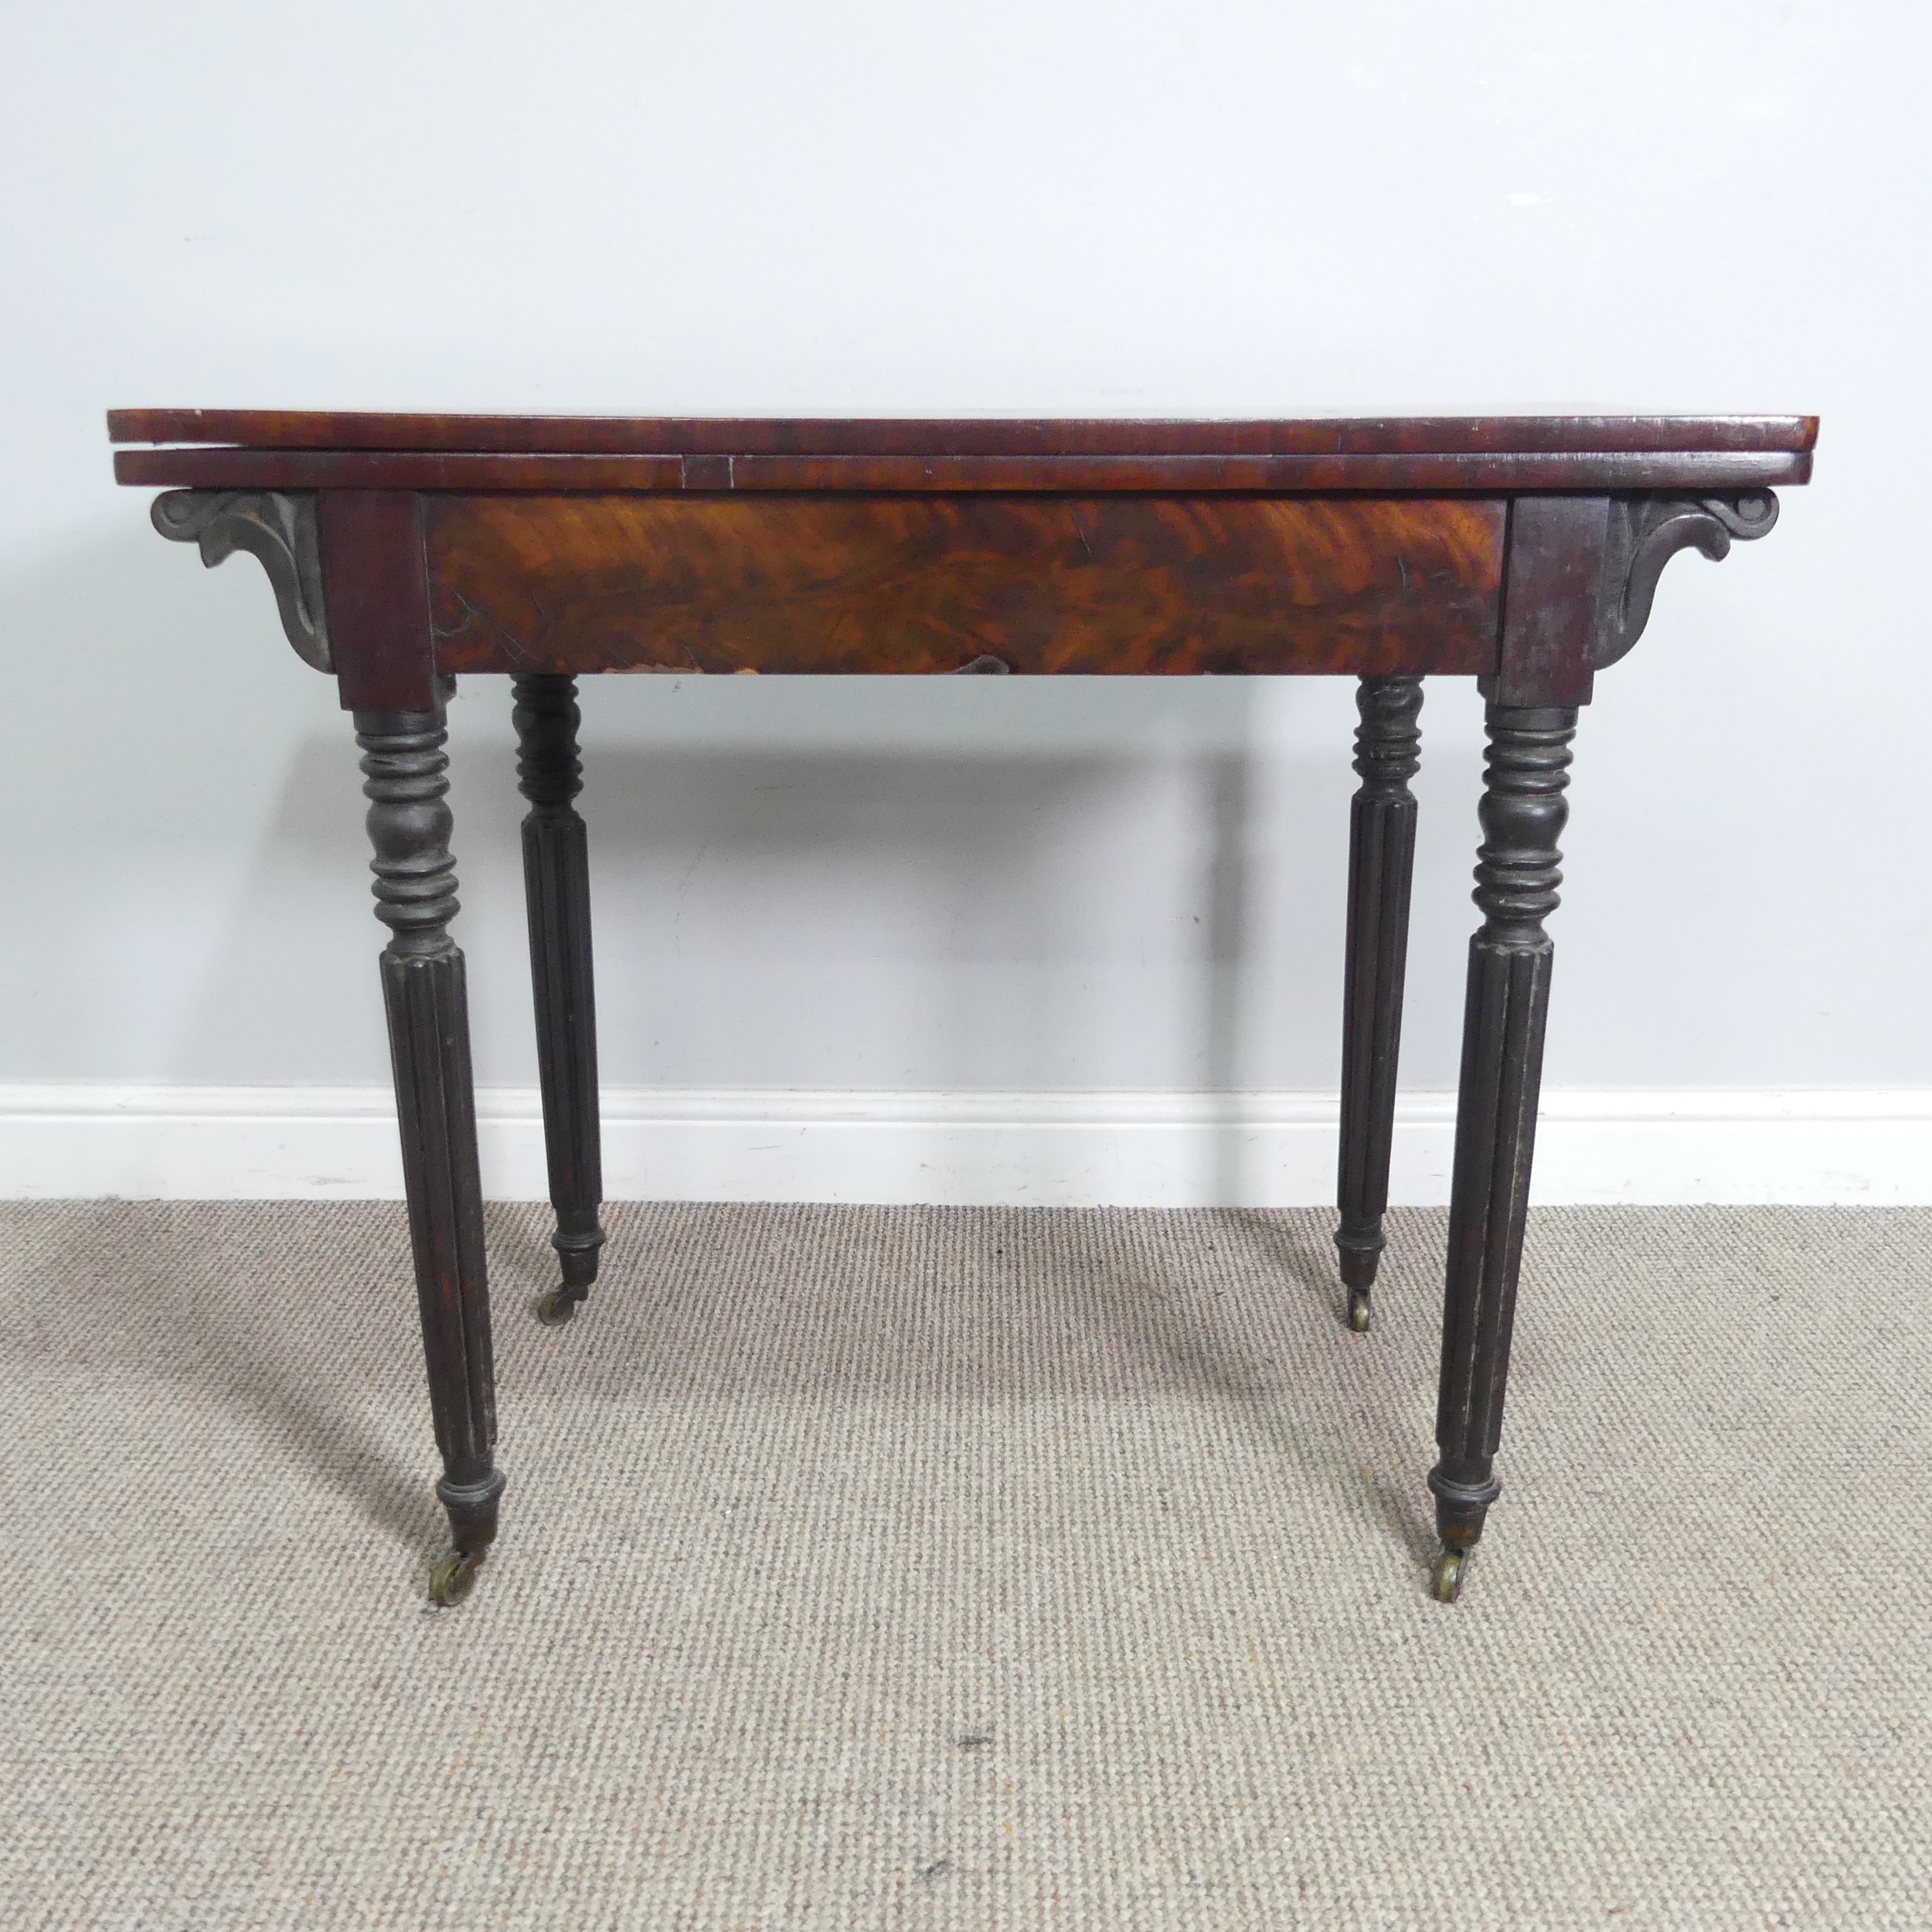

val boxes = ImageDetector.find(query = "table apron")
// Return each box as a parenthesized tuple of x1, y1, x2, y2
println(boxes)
(422, 493, 1505, 679)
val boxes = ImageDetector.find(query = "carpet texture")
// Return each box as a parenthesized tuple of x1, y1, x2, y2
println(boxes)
(2, 1201, 1927, 1930)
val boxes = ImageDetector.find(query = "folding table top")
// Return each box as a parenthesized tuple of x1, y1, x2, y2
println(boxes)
(108, 410, 1818, 495)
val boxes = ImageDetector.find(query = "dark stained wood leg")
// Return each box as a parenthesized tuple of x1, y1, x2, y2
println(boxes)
(1428, 703, 1577, 1604)
(1335, 674, 1423, 1332)
(512, 675, 607, 1327)
(356, 705, 503, 1607)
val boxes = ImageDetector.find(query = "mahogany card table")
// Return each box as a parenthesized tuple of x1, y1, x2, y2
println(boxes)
(109, 408, 1815, 1605)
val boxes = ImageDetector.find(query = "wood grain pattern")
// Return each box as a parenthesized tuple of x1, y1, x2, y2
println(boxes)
(424, 494, 1507, 678)
(107, 407, 1819, 457)
(113, 445, 1811, 495)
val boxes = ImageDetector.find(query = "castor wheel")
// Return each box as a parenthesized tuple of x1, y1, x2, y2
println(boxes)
(533, 1287, 579, 1328)
(1430, 1546, 1467, 1604)
(428, 1549, 484, 1607)
(1346, 1287, 1371, 1332)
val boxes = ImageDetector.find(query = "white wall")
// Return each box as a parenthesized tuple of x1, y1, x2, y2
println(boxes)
(2, 2, 1927, 1199)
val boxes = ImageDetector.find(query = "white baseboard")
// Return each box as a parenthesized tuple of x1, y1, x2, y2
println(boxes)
(1, 1083, 1927, 1206)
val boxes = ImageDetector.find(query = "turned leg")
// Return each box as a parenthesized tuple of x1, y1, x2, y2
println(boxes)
(1335, 674, 1423, 1332)
(512, 675, 607, 1326)
(358, 706, 503, 1607)
(1428, 703, 1577, 1604)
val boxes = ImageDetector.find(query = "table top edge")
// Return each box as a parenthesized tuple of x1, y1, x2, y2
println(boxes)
(106, 408, 1821, 459)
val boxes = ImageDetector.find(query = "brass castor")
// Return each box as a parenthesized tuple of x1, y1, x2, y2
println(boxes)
(1430, 1546, 1467, 1604)
(1346, 1287, 1371, 1332)
(534, 1287, 579, 1328)
(428, 1549, 484, 1607)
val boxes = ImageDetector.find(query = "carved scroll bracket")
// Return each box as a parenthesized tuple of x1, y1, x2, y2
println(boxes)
(151, 489, 332, 672)
(1594, 489, 1778, 670)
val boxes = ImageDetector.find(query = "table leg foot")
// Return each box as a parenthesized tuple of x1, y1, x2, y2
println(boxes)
(1338, 1233, 1379, 1329)
(532, 1216, 604, 1327)
(1430, 1545, 1468, 1604)
(533, 1287, 578, 1328)
(429, 1549, 485, 1607)
(1427, 1471, 1495, 1604)
(429, 1468, 505, 1606)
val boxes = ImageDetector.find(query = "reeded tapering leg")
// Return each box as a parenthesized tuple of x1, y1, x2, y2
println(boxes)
(357, 706, 503, 1607)
(511, 675, 607, 1327)
(1335, 674, 1423, 1332)
(1428, 704, 1577, 1604)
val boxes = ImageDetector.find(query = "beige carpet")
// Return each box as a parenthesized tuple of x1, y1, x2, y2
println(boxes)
(2, 1201, 1927, 1930)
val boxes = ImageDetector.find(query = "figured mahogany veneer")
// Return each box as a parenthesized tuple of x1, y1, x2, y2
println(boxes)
(425, 493, 1505, 678)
